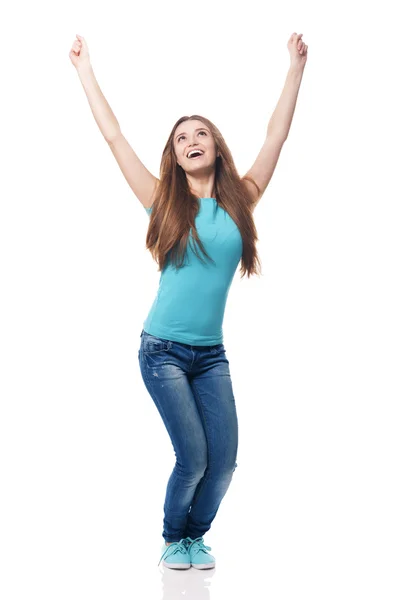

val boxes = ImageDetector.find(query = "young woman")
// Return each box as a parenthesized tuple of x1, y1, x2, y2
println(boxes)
(69, 32, 308, 570)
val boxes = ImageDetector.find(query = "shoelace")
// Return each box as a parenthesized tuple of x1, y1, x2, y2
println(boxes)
(186, 537, 212, 556)
(158, 539, 189, 567)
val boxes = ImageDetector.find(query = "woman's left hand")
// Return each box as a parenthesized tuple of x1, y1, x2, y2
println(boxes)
(287, 32, 308, 69)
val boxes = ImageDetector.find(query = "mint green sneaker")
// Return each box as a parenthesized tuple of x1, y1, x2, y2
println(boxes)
(186, 537, 216, 569)
(158, 539, 191, 569)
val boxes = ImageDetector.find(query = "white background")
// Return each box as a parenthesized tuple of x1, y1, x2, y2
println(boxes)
(1, 0, 399, 598)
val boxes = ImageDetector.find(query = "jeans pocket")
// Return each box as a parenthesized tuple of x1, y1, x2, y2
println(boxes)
(142, 332, 173, 354)
(209, 343, 225, 355)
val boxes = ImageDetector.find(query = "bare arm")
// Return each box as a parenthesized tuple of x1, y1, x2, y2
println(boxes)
(76, 64, 121, 143)
(266, 64, 304, 140)
(107, 132, 159, 208)
(242, 33, 308, 211)
(71, 35, 158, 208)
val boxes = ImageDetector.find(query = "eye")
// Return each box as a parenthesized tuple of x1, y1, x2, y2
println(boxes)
(177, 130, 207, 142)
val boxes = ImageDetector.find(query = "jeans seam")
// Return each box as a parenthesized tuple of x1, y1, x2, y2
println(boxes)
(187, 380, 212, 508)
(139, 352, 176, 447)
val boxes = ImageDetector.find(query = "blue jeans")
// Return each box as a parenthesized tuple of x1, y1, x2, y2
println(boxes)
(138, 329, 238, 543)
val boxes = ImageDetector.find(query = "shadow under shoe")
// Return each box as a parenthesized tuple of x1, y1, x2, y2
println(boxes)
(158, 539, 191, 569)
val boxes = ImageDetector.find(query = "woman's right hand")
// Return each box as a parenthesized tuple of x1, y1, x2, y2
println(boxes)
(69, 34, 91, 71)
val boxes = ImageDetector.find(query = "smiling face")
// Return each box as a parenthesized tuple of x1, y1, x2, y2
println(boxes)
(173, 119, 219, 172)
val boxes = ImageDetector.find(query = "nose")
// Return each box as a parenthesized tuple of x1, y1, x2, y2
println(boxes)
(190, 133, 201, 144)
(187, 143, 200, 153)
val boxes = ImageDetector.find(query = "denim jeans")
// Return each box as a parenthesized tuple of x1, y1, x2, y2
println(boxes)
(138, 329, 238, 543)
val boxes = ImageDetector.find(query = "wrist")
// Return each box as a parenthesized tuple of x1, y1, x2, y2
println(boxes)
(77, 63, 93, 78)
(289, 62, 305, 76)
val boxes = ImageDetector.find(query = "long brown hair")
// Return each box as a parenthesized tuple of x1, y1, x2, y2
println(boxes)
(146, 115, 262, 279)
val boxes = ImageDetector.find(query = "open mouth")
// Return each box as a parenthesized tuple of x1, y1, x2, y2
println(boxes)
(187, 150, 204, 159)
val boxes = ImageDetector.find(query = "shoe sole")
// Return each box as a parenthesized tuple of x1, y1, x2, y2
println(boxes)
(162, 561, 191, 569)
(191, 562, 215, 569)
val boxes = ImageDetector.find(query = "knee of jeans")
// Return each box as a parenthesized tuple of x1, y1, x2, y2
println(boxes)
(185, 455, 207, 479)
(193, 460, 207, 479)
(178, 456, 207, 480)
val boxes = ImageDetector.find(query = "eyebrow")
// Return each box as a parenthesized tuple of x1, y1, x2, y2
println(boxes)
(175, 128, 209, 140)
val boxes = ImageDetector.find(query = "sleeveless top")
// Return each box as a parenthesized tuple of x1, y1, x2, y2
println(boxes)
(142, 197, 243, 345)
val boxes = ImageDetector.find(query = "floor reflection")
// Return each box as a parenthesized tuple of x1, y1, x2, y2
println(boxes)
(160, 565, 216, 599)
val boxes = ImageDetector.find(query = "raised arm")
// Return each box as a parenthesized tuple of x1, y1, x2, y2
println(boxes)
(69, 34, 158, 209)
(242, 33, 308, 211)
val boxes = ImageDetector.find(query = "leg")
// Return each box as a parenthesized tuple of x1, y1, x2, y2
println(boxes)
(139, 336, 208, 543)
(185, 353, 239, 539)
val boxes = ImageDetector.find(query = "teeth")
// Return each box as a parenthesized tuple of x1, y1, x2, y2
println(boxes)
(187, 150, 204, 158)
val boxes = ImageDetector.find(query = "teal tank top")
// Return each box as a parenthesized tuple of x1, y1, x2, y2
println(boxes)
(143, 198, 243, 345)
